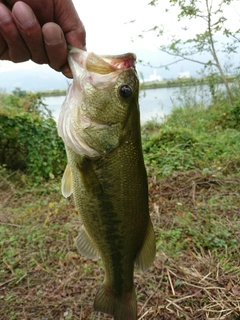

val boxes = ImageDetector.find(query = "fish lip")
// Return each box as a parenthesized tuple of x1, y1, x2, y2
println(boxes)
(100, 52, 136, 69)
(68, 46, 136, 75)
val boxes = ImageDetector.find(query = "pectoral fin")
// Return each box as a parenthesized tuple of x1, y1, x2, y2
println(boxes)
(135, 220, 156, 271)
(76, 226, 99, 259)
(61, 164, 73, 198)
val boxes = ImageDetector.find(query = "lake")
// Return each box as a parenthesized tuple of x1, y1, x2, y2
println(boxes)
(44, 85, 213, 123)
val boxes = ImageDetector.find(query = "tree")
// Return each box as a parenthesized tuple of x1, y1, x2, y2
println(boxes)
(145, 0, 240, 105)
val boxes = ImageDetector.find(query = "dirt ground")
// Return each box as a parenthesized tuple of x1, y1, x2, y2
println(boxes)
(0, 170, 240, 319)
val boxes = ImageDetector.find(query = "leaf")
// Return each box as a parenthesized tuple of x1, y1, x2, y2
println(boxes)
(232, 285, 240, 296)
(226, 281, 232, 291)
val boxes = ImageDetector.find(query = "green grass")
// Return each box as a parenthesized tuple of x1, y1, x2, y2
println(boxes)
(142, 100, 240, 178)
(0, 94, 240, 319)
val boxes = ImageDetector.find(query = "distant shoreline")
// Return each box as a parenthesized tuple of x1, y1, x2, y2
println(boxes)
(39, 75, 237, 97)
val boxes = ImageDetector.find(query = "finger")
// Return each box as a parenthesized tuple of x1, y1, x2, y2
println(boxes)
(54, 0, 86, 50)
(2, 0, 53, 23)
(61, 63, 73, 79)
(0, 30, 8, 59)
(42, 22, 68, 72)
(0, 3, 30, 62)
(65, 22, 87, 51)
(12, 2, 48, 64)
(0, 1, 11, 10)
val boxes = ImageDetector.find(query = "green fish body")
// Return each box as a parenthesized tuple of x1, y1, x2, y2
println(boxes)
(58, 47, 156, 320)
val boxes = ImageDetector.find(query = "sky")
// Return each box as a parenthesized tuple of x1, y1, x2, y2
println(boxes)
(0, 0, 165, 72)
(0, 0, 240, 76)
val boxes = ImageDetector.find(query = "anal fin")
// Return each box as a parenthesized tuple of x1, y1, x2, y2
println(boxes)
(76, 226, 99, 259)
(135, 220, 156, 271)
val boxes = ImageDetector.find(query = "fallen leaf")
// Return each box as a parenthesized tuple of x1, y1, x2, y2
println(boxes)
(226, 281, 232, 291)
(232, 285, 240, 296)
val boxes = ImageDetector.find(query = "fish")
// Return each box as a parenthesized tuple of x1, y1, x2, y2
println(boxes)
(57, 46, 156, 320)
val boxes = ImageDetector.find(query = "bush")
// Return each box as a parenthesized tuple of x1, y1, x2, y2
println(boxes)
(142, 100, 240, 177)
(0, 90, 66, 180)
(142, 126, 200, 176)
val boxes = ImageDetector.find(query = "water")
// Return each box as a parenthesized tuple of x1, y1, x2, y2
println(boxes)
(44, 85, 213, 123)
(44, 95, 66, 121)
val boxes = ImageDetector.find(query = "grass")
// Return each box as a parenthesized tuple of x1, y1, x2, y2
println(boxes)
(0, 99, 240, 319)
(142, 100, 240, 178)
(1, 168, 239, 319)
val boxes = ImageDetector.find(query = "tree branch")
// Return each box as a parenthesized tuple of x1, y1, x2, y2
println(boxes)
(159, 48, 217, 67)
(139, 58, 187, 69)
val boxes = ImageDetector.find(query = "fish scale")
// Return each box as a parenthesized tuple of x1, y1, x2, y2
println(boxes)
(58, 46, 156, 320)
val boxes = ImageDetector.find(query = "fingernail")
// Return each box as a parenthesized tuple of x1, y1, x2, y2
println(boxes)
(44, 28, 63, 45)
(0, 4, 12, 23)
(14, 4, 35, 27)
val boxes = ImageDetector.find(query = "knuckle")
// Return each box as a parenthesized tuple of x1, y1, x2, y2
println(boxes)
(11, 50, 31, 63)
(32, 56, 48, 65)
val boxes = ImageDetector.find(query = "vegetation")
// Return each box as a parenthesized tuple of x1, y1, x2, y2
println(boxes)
(40, 89, 67, 97)
(0, 89, 66, 181)
(142, 97, 240, 178)
(140, 0, 240, 105)
(38, 75, 239, 95)
(139, 74, 237, 90)
(0, 83, 239, 319)
(1, 1, 239, 318)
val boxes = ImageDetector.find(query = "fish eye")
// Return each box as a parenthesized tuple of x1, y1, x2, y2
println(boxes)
(119, 85, 132, 98)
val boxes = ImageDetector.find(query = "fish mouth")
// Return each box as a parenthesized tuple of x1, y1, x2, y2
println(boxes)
(85, 52, 136, 74)
(68, 46, 136, 75)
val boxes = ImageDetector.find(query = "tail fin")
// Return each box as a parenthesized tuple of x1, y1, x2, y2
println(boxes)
(93, 284, 137, 320)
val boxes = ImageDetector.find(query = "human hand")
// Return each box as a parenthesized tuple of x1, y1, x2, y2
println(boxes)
(0, 0, 86, 77)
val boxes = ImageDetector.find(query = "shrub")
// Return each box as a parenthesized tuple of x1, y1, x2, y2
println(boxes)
(142, 100, 240, 177)
(0, 90, 66, 180)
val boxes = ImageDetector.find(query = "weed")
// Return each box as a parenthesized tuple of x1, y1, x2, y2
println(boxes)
(0, 90, 239, 319)
(142, 101, 240, 177)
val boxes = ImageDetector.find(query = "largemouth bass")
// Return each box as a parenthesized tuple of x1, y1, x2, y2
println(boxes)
(57, 47, 156, 320)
